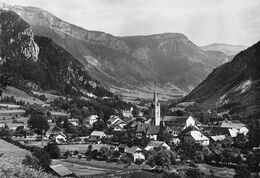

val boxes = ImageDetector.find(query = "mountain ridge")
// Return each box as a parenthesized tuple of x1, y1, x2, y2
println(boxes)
(1, 3, 236, 101)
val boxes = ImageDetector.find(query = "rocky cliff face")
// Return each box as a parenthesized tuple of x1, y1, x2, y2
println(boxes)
(2, 4, 232, 100)
(185, 41, 260, 118)
(0, 9, 112, 97)
(0, 9, 39, 63)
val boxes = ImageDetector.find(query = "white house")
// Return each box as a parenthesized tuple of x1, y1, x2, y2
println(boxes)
(90, 131, 106, 141)
(221, 120, 249, 136)
(107, 115, 123, 126)
(125, 146, 145, 162)
(50, 132, 67, 144)
(184, 130, 210, 146)
(163, 115, 200, 130)
(145, 141, 170, 151)
(84, 115, 98, 125)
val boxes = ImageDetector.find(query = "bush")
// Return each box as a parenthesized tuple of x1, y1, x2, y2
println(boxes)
(44, 142, 61, 159)
(32, 148, 51, 169)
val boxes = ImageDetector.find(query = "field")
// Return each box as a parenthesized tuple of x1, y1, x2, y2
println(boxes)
(52, 159, 123, 176)
(2, 86, 48, 106)
(0, 139, 31, 161)
(58, 144, 90, 153)
(58, 144, 112, 153)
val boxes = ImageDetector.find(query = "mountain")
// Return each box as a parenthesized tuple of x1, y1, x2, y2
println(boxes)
(184, 41, 260, 118)
(201, 43, 248, 57)
(0, 9, 112, 98)
(2, 4, 230, 100)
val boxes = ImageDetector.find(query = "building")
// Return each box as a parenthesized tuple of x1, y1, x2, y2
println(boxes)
(118, 144, 129, 153)
(163, 115, 200, 131)
(146, 125, 160, 140)
(151, 90, 160, 126)
(49, 164, 74, 177)
(50, 132, 67, 144)
(107, 115, 123, 126)
(68, 118, 79, 126)
(125, 146, 145, 162)
(220, 119, 249, 136)
(136, 123, 151, 138)
(203, 126, 230, 141)
(90, 131, 106, 141)
(184, 130, 210, 146)
(83, 115, 98, 126)
(145, 141, 170, 151)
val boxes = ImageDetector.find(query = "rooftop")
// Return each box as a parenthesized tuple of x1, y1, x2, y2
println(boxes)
(146, 125, 160, 135)
(50, 164, 73, 177)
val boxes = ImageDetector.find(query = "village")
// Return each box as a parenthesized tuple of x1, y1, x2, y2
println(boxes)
(0, 90, 259, 177)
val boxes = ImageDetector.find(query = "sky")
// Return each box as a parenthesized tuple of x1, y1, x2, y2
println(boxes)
(2, 0, 260, 46)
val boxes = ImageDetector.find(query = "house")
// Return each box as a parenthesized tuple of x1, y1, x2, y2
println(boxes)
(50, 111, 69, 118)
(107, 115, 123, 126)
(146, 126, 160, 140)
(113, 125, 124, 132)
(122, 108, 133, 118)
(163, 115, 200, 131)
(220, 119, 245, 129)
(211, 135, 226, 142)
(118, 144, 129, 153)
(49, 164, 74, 177)
(90, 131, 106, 141)
(125, 146, 145, 162)
(83, 115, 98, 125)
(203, 126, 230, 141)
(68, 118, 79, 126)
(220, 120, 249, 136)
(145, 141, 170, 151)
(50, 132, 67, 144)
(136, 123, 151, 138)
(184, 130, 210, 146)
(0, 123, 5, 128)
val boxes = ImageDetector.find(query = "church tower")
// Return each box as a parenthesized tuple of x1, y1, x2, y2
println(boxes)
(151, 90, 161, 126)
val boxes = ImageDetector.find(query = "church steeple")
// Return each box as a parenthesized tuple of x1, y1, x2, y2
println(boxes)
(151, 87, 160, 126)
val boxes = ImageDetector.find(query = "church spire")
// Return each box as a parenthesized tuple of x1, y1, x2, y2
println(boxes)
(151, 84, 160, 126)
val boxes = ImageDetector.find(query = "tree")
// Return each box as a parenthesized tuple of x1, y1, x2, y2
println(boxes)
(120, 153, 134, 166)
(186, 168, 206, 178)
(234, 133, 248, 149)
(32, 147, 51, 169)
(44, 142, 61, 159)
(234, 163, 250, 178)
(152, 150, 176, 170)
(27, 114, 50, 136)
(0, 128, 12, 138)
(93, 119, 107, 131)
(135, 158, 145, 167)
(99, 146, 111, 160)
(22, 154, 40, 169)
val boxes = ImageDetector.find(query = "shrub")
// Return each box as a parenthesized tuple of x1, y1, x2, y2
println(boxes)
(32, 147, 51, 169)
(44, 142, 61, 159)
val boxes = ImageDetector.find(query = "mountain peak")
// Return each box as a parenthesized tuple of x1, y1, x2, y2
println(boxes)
(201, 43, 248, 56)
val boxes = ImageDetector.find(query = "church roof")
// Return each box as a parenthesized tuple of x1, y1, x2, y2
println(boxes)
(146, 126, 160, 135)
(163, 116, 189, 125)
(136, 123, 151, 132)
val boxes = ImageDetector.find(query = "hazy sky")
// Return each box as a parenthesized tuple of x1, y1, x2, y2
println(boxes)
(2, 0, 260, 46)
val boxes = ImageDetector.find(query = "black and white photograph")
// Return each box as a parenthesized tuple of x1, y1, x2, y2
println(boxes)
(0, 0, 259, 177)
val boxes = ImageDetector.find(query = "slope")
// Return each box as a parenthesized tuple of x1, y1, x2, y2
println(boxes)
(185, 41, 260, 118)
